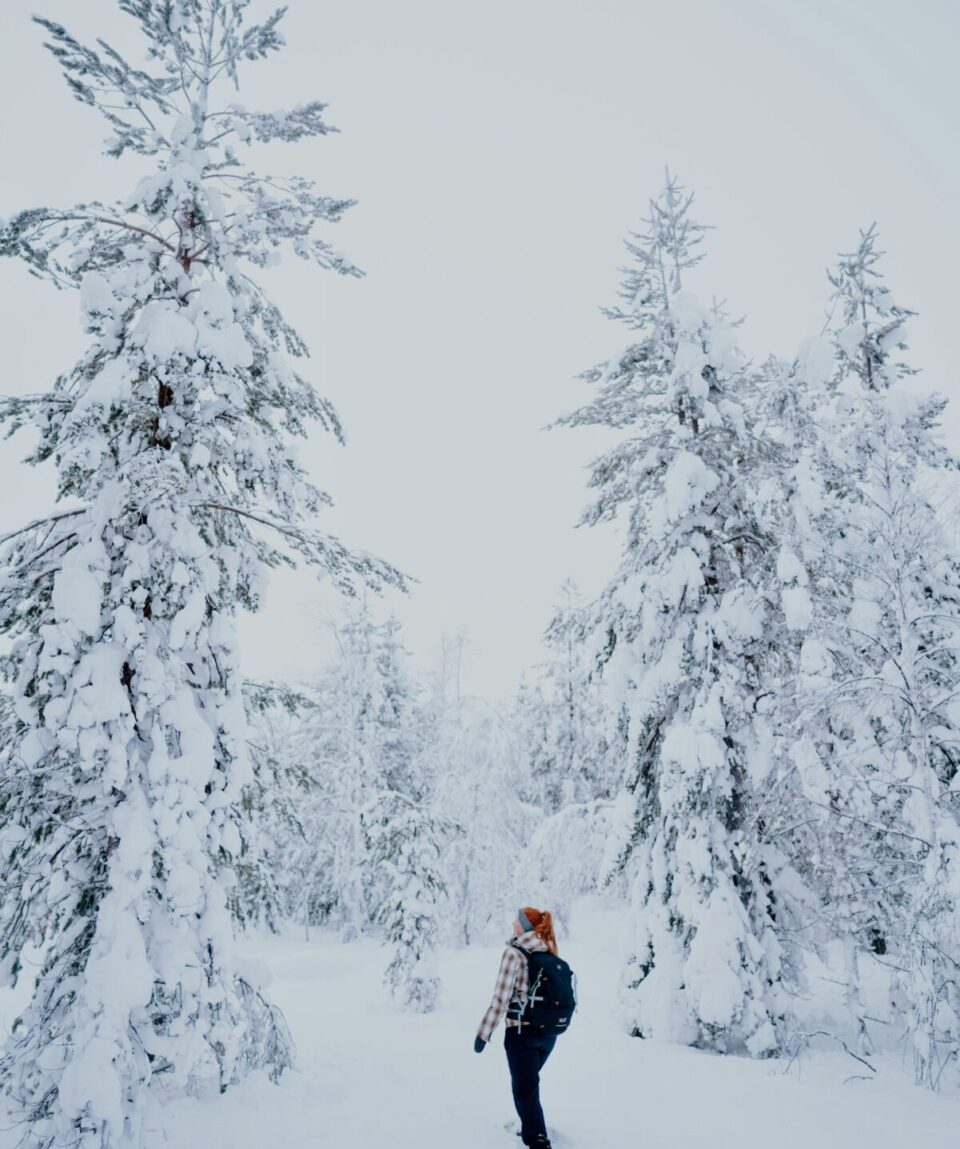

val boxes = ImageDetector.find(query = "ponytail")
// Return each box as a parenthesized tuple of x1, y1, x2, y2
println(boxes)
(521, 905, 558, 956)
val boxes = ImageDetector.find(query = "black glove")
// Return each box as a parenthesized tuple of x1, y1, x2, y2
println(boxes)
(474, 1035, 486, 1054)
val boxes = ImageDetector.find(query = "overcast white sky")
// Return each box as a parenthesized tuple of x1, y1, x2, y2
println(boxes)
(1, 1, 958, 696)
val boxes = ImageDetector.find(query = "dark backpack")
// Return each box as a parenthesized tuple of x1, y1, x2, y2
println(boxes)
(510, 942, 577, 1036)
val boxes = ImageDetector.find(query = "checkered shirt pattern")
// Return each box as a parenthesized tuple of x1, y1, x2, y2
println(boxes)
(476, 930, 550, 1042)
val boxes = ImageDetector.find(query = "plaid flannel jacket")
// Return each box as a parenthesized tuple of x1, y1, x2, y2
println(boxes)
(476, 930, 550, 1042)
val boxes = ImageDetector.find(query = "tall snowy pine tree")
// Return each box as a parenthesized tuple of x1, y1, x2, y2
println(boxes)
(786, 229, 960, 1087)
(560, 178, 801, 1055)
(0, 5, 400, 1145)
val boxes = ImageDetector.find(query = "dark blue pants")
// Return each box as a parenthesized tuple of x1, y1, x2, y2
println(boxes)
(504, 1026, 557, 1145)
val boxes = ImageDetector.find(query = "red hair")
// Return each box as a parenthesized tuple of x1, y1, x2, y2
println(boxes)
(522, 906, 558, 955)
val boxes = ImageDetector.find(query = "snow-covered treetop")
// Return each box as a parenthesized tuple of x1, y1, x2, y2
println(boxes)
(607, 172, 709, 329)
(556, 176, 746, 534)
(0, 0, 403, 601)
(827, 225, 915, 393)
(822, 226, 956, 484)
(8, 1, 356, 287)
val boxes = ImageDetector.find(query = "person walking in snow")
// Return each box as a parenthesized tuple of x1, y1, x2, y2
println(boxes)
(474, 907, 564, 1149)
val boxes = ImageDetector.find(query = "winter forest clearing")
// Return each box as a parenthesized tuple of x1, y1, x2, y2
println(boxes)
(1, 2, 959, 1148)
(3, 900, 957, 1149)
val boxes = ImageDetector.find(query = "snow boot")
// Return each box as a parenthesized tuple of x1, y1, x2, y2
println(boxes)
(511, 1127, 552, 1148)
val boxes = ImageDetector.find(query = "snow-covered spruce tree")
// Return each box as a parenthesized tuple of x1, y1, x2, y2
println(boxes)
(317, 603, 393, 938)
(316, 610, 451, 1005)
(280, 611, 450, 999)
(246, 669, 349, 935)
(362, 791, 458, 1013)
(0, 5, 402, 1145)
(513, 580, 622, 924)
(238, 680, 316, 933)
(514, 674, 553, 803)
(519, 579, 615, 813)
(558, 178, 802, 1055)
(745, 336, 899, 1059)
(374, 615, 427, 799)
(323, 603, 383, 940)
(291, 605, 426, 939)
(788, 229, 960, 1086)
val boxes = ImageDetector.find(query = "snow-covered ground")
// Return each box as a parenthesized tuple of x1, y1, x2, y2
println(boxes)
(170, 901, 960, 1147)
(2, 898, 956, 1148)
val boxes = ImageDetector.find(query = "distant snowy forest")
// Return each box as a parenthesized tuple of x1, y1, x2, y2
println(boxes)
(1, 2, 959, 1147)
